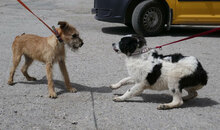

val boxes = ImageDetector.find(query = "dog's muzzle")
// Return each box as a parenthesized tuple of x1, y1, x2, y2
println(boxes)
(72, 42, 84, 50)
(112, 43, 119, 52)
(80, 42, 84, 47)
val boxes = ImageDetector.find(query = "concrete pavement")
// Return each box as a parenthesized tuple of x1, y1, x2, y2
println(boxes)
(0, 0, 220, 129)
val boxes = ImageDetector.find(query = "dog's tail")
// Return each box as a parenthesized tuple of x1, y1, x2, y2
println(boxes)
(197, 61, 208, 86)
(14, 33, 25, 39)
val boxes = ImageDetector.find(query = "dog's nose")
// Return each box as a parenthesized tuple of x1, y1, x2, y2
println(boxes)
(80, 42, 84, 47)
(112, 43, 116, 46)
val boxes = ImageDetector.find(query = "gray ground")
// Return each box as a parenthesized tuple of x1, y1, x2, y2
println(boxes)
(0, 0, 220, 129)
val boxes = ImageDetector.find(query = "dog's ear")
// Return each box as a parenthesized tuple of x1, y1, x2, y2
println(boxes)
(58, 21, 75, 34)
(131, 34, 147, 47)
(58, 21, 69, 30)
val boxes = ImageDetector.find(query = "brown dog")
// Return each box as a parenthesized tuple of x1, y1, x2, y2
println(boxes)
(8, 21, 84, 98)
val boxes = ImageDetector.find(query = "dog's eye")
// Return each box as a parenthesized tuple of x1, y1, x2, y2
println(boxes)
(72, 34, 78, 38)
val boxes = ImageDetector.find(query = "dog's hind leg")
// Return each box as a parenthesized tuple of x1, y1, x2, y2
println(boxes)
(110, 77, 134, 90)
(157, 89, 183, 110)
(157, 80, 183, 110)
(8, 51, 22, 85)
(182, 85, 202, 101)
(21, 55, 36, 81)
(113, 83, 145, 102)
(182, 89, 197, 101)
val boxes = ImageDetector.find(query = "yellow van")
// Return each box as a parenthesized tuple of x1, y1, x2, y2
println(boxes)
(92, 0, 220, 36)
(167, 0, 220, 24)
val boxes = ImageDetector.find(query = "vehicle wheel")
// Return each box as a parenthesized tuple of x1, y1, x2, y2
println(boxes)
(132, 1, 166, 36)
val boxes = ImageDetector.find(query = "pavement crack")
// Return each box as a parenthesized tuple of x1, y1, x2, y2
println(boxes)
(90, 91, 98, 130)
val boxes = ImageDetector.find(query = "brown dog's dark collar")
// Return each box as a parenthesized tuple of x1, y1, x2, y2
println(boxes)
(52, 26, 63, 43)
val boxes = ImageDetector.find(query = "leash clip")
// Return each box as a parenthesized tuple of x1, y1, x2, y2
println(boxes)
(155, 46, 162, 50)
(52, 26, 63, 43)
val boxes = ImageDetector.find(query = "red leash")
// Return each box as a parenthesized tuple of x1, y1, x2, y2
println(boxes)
(155, 27, 220, 49)
(17, 0, 56, 35)
(17, 0, 63, 42)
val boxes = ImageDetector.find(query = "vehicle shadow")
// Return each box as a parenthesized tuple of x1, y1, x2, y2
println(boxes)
(16, 76, 112, 95)
(102, 25, 219, 37)
(163, 26, 219, 37)
(114, 93, 219, 108)
(102, 26, 135, 35)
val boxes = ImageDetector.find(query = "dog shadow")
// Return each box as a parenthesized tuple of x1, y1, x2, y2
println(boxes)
(181, 98, 219, 108)
(114, 93, 219, 108)
(14, 79, 219, 108)
(16, 76, 112, 95)
(102, 25, 219, 37)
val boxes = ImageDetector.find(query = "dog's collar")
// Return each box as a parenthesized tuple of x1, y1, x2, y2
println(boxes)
(52, 26, 63, 43)
(131, 46, 152, 56)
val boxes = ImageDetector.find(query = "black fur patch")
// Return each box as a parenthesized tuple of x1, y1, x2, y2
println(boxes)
(165, 53, 185, 63)
(179, 61, 208, 92)
(119, 37, 138, 55)
(152, 52, 164, 59)
(146, 63, 162, 85)
(171, 89, 175, 93)
(119, 36, 146, 56)
(152, 52, 186, 63)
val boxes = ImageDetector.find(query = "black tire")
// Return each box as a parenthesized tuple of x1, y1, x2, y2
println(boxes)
(132, 1, 166, 36)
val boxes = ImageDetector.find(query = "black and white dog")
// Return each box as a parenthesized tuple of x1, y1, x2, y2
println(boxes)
(111, 35, 208, 110)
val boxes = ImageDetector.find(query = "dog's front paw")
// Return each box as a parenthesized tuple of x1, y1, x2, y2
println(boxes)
(110, 84, 120, 90)
(27, 77, 37, 81)
(49, 91, 57, 99)
(157, 104, 170, 110)
(7, 80, 14, 85)
(113, 96, 124, 102)
(68, 87, 77, 93)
